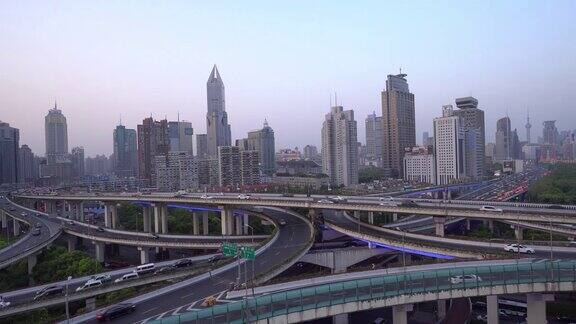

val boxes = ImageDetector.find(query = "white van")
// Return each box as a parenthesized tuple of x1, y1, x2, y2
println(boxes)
(76, 279, 102, 292)
(135, 263, 155, 275)
(114, 272, 139, 283)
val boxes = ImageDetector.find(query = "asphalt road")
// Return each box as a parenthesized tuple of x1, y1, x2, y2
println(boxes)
(70, 206, 312, 323)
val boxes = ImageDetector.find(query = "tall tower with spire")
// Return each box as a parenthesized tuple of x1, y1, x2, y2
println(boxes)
(525, 109, 532, 143)
(206, 65, 232, 156)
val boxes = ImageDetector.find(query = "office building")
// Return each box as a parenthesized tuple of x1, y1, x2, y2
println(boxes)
(494, 117, 512, 162)
(321, 105, 358, 186)
(303, 145, 319, 160)
(454, 96, 485, 179)
(19, 144, 37, 184)
(276, 160, 323, 176)
(155, 151, 198, 191)
(168, 121, 194, 154)
(70, 146, 85, 179)
(276, 148, 301, 162)
(434, 105, 466, 185)
(44, 103, 68, 164)
(246, 120, 275, 176)
(365, 112, 383, 167)
(0, 121, 20, 184)
(206, 65, 231, 157)
(85, 155, 110, 176)
(137, 117, 170, 186)
(196, 134, 208, 158)
(381, 73, 416, 178)
(113, 125, 138, 177)
(543, 121, 559, 145)
(403, 146, 435, 184)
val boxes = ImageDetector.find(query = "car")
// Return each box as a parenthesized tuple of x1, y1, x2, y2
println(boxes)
(91, 274, 112, 283)
(278, 219, 287, 226)
(153, 266, 172, 275)
(317, 199, 334, 204)
(281, 193, 294, 197)
(480, 205, 503, 212)
(330, 196, 347, 203)
(380, 201, 398, 207)
(97, 227, 105, 232)
(399, 200, 418, 207)
(150, 233, 160, 239)
(66, 220, 75, 225)
(449, 274, 481, 284)
(114, 272, 139, 283)
(504, 244, 535, 254)
(200, 194, 213, 199)
(32, 228, 41, 236)
(555, 315, 576, 323)
(20, 212, 28, 216)
(379, 196, 394, 202)
(173, 258, 193, 268)
(33, 285, 64, 300)
(96, 302, 136, 321)
(0, 299, 10, 309)
(237, 194, 251, 200)
(76, 279, 103, 292)
(547, 205, 565, 210)
(135, 263, 156, 274)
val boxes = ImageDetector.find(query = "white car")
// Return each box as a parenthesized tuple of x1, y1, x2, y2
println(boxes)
(200, 194, 213, 199)
(317, 199, 334, 204)
(237, 194, 251, 200)
(0, 297, 10, 309)
(91, 274, 112, 283)
(114, 272, 139, 283)
(504, 244, 535, 254)
(76, 279, 102, 292)
(480, 205, 503, 212)
(449, 274, 481, 284)
(379, 196, 394, 202)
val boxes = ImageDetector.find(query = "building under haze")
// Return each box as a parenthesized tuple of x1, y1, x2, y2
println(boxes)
(19, 144, 37, 184)
(365, 111, 383, 167)
(434, 105, 466, 185)
(155, 151, 198, 191)
(137, 117, 170, 186)
(245, 120, 275, 176)
(494, 117, 512, 162)
(321, 105, 358, 186)
(168, 121, 194, 154)
(381, 73, 416, 178)
(0, 121, 20, 185)
(543, 121, 559, 146)
(70, 146, 85, 179)
(113, 125, 138, 178)
(453, 96, 485, 179)
(206, 65, 232, 157)
(44, 103, 68, 164)
(196, 134, 208, 158)
(303, 145, 319, 161)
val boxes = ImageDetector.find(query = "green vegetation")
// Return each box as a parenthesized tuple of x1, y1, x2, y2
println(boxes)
(528, 164, 576, 204)
(469, 226, 491, 239)
(359, 166, 384, 183)
(0, 234, 14, 250)
(117, 204, 143, 231)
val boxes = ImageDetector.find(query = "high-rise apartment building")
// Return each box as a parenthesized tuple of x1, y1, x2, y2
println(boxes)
(245, 120, 275, 176)
(137, 117, 170, 186)
(70, 146, 85, 179)
(19, 144, 37, 184)
(381, 73, 416, 178)
(495, 117, 512, 162)
(44, 103, 68, 164)
(0, 121, 20, 184)
(321, 105, 358, 186)
(113, 125, 138, 177)
(240, 150, 261, 186)
(365, 111, 383, 167)
(206, 65, 231, 157)
(217, 146, 241, 188)
(196, 134, 208, 158)
(155, 151, 198, 191)
(454, 96, 485, 179)
(434, 105, 466, 185)
(85, 155, 110, 176)
(168, 121, 194, 154)
(303, 145, 319, 160)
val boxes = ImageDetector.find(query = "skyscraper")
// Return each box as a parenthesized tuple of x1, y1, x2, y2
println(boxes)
(19, 144, 37, 184)
(321, 105, 358, 186)
(217, 146, 241, 188)
(44, 103, 68, 164)
(381, 73, 416, 178)
(155, 151, 198, 191)
(196, 134, 208, 158)
(303, 145, 319, 160)
(0, 121, 20, 184)
(70, 146, 85, 179)
(137, 117, 170, 186)
(168, 121, 194, 154)
(454, 96, 485, 180)
(365, 111, 383, 167)
(495, 117, 512, 161)
(434, 105, 466, 185)
(246, 120, 276, 176)
(542, 121, 558, 145)
(206, 65, 231, 157)
(113, 125, 138, 177)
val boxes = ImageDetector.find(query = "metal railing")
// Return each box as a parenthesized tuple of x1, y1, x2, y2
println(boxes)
(153, 260, 576, 323)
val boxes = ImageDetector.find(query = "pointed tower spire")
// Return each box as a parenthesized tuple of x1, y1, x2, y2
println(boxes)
(208, 64, 221, 82)
(264, 118, 269, 128)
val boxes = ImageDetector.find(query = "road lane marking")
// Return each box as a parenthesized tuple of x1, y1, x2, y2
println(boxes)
(171, 306, 184, 315)
(181, 292, 196, 299)
(142, 307, 158, 315)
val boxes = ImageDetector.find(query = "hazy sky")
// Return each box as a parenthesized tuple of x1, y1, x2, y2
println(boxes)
(1, 1, 575, 157)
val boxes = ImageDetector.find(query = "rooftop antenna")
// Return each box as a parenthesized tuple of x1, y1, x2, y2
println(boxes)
(330, 94, 332, 107)
(119, 114, 122, 126)
(334, 92, 338, 106)
(399, 67, 402, 74)
(177, 111, 180, 122)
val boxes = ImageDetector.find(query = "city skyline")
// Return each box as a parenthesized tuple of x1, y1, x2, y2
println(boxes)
(1, 1, 575, 157)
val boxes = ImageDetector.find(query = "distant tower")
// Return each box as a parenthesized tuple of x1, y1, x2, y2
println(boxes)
(206, 65, 232, 157)
(525, 110, 532, 143)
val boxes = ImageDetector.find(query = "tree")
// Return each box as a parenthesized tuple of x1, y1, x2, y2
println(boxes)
(32, 246, 103, 283)
(359, 166, 384, 183)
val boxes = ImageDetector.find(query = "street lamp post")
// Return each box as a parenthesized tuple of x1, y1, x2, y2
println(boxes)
(65, 276, 72, 322)
(244, 223, 256, 297)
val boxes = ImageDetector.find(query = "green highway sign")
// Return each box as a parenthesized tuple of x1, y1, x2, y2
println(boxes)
(222, 242, 238, 257)
(241, 246, 255, 260)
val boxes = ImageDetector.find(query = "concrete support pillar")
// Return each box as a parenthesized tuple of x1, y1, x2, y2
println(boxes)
(104, 204, 111, 228)
(193, 213, 201, 235)
(111, 204, 118, 229)
(465, 219, 471, 231)
(434, 216, 445, 237)
(332, 313, 349, 324)
(392, 304, 413, 324)
(1, 212, 6, 229)
(514, 225, 524, 241)
(13, 219, 20, 236)
(202, 212, 209, 235)
(353, 210, 360, 219)
(235, 214, 242, 235)
(153, 204, 161, 233)
(243, 213, 249, 235)
(368, 212, 374, 225)
(67, 237, 76, 252)
(487, 220, 494, 233)
(138, 247, 150, 265)
(143, 206, 151, 232)
(27, 254, 37, 275)
(526, 293, 554, 324)
(486, 295, 498, 324)
(221, 208, 233, 235)
(94, 241, 105, 263)
(437, 300, 446, 320)
(392, 213, 398, 222)
(161, 205, 168, 234)
(78, 202, 85, 222)
(86, 297, 96, 311)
